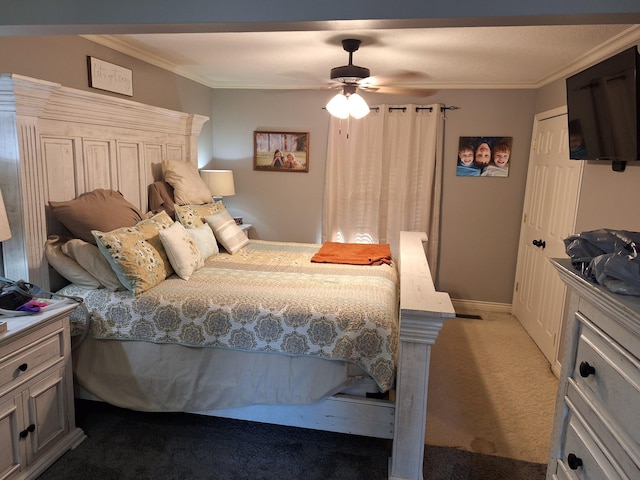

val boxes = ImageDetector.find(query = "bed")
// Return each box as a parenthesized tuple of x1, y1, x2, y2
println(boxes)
(0, 73, 455, 480)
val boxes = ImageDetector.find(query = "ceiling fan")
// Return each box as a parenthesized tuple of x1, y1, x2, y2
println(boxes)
(325, 38, 435, 119)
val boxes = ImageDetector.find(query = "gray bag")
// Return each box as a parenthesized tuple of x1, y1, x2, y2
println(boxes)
(564, 229, 640, 296)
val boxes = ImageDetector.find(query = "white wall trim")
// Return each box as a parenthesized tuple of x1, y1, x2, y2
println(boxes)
(451, 298, 512, 314)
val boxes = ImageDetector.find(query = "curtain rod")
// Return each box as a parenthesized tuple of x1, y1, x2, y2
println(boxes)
(380, 105, 460, 113)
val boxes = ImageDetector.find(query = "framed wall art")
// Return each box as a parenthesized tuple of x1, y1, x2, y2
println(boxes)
(254, 131, 309, 172)
(456, 136, 512, 177)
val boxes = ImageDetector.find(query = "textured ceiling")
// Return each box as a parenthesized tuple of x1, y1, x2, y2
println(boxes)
(85, 24, 639, 92)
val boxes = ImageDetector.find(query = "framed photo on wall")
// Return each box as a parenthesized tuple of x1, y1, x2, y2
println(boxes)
(456, 136, 512, 177)
(254, 131, 309, 172)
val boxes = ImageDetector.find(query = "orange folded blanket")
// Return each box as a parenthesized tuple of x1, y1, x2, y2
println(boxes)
(311, 242, 392, 266)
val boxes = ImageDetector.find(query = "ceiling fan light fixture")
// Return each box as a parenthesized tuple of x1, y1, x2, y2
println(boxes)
(347, 93, 370, 119)
(326, 92, 350, 119)
(326, 84, 370, 119)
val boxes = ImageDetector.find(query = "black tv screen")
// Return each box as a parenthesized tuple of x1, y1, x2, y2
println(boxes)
(566, 46, 640, 170)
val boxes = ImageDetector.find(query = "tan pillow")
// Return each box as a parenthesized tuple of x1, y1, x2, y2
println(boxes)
(61, 238, 124, 291)
(174, 201, 226, 229)
(49, 189, 144, 244)
(93, 211, 175, 295)
(45, 236, 101, 289)
(159, 222, 203, 280)
(162, 160, 212, 205)
(205, 210, 249, 254)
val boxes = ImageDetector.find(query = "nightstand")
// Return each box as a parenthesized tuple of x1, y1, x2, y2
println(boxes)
(238, 223, 252, 238)
(0, 302, 85, 478)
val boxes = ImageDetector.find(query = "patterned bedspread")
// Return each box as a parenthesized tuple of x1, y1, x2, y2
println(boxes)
(59, 240, 399, 391)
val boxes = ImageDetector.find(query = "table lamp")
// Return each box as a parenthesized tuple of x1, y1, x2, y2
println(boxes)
(200, 170, 236, 203)
(0, 189, 11, 242)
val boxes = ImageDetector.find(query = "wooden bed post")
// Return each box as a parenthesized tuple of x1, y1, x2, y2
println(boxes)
(390, 232, 455, 480)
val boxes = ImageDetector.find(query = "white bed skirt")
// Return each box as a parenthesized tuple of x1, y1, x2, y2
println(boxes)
(72, 337, 379, 412)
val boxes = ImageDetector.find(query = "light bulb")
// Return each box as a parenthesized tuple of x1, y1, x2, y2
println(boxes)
(326, 93, 349, 119)
(348, 93, 370, 119)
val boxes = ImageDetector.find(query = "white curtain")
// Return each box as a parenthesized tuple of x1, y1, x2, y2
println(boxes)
(322, 103, 444, 272)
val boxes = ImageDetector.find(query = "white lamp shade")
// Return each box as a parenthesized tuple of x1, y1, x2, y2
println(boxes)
(347, 93, 370, 119)
(326, 93, 349, 119)
(0, 189, 11, 242)
(200, 170, 236, 197)
(326, 91, 370, 119)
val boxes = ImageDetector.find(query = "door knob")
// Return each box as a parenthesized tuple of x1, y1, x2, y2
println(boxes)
(532, 239, 546, 249)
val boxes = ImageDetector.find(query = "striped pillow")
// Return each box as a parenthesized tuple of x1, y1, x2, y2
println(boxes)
(205, 210, 248, 254)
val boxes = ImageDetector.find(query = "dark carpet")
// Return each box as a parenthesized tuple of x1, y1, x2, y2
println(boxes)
(39, 400, 547, 480)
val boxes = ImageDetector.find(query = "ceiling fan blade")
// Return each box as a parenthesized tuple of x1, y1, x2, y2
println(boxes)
(362, 85, 437, 97)
(361, 70, 430, 87)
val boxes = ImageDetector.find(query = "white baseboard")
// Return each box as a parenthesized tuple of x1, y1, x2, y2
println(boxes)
(451, 298, 512, 315)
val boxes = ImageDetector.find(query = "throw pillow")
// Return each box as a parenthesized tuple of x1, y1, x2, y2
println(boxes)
(205, 210, 249, 254)
(174, 201, 226, 229)
(93, 211, 175, 294)
(49, 189, 144, 244)
(61, 238, 124, 291)
(186, 224, 219, 260)
(162, 160, 212, 205)
(159, 222, 203, 280)
(45, 235, 101, 289)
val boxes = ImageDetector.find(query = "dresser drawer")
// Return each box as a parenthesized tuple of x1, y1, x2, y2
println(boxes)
(567, 380, 640, 478)
(573, 312, 640, 447)
(0, 328, 64, 394)
(558, 404, 625, 480)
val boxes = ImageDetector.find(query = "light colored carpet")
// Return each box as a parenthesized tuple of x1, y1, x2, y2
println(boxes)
(425, 311, 558, 464)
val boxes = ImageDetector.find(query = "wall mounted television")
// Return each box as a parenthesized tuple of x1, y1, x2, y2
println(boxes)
(566, 46, 640, 172)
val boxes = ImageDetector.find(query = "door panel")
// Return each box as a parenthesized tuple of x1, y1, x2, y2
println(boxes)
(513, 108, 583, 369)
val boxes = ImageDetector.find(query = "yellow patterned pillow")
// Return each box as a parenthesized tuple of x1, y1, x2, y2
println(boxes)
(93, 211, 175, 294)
(174, 201, 226, 228)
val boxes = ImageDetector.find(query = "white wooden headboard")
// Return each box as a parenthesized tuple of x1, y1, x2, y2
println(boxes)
(0, 73, 209, 289)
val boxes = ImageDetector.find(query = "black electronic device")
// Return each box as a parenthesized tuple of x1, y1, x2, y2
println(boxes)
(0, 290, 31, 311)
(566, 46, 640, 172)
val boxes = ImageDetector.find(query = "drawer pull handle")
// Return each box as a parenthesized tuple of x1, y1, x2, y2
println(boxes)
(18, 363, 28, 372)
(19, 424, 35, 439)
(567, 453, 583, 470)
(579, 361, 595, 378)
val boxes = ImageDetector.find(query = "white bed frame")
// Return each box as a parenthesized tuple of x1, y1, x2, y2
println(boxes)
(0, 73, 455, 480)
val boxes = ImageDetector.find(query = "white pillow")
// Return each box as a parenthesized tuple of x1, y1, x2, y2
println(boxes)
(162, 160, 212, 205)
(45, 236, 101, 289)
(186, 224, 219, 260)
(158, 221, 204, 280)
(62, 238, 124, 291)
(205, 210, 249, 254)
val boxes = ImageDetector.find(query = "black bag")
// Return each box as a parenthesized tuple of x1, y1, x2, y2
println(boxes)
(0, 278, 39, 314)
(0, 276, 85, 315)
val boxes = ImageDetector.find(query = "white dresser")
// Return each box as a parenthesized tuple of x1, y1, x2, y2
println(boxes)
(548, 259, 640, 479)
(0, 303, 85, 479)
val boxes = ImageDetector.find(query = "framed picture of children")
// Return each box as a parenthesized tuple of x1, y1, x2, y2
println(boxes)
(254, 131, 309, 173)
(456, 136, 512, 177)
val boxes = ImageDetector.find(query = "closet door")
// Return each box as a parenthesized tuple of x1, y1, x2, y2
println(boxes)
(512, 107, 583, 375)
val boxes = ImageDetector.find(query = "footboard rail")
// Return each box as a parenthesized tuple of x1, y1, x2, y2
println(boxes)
(390, 231, 455, 480)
